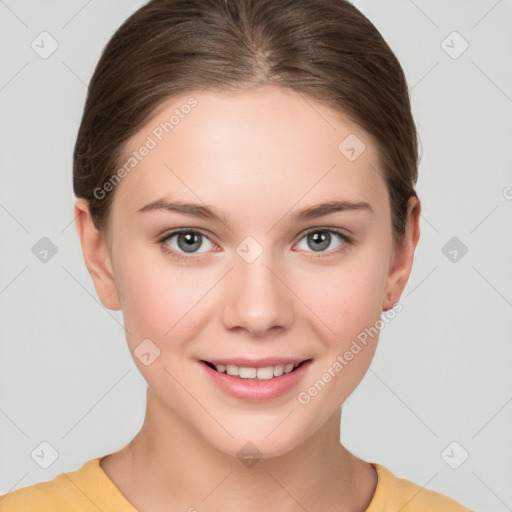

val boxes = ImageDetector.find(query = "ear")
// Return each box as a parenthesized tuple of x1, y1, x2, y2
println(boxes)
(74, 198, 122, 311)
(381, 196, 421, 311)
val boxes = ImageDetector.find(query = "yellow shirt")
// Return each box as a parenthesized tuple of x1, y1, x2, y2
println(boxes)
(0, 457, 474, 511)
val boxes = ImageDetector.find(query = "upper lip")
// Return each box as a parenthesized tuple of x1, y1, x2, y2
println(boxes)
(201, 357, 311, 368)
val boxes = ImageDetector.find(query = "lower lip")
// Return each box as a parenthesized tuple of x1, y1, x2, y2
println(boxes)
(199, 360, 313, 402)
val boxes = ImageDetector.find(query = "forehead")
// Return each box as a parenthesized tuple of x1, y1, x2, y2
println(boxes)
(111, 86, 388, 221)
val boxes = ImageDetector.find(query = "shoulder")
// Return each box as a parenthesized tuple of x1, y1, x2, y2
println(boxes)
(0, 458, 101, 512)
(0, 479, 65, 511)
(367, 463, 474, 512)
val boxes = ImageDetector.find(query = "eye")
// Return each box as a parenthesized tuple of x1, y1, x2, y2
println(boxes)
(158, 227, 352, 262)
(159, 229, 214, 260)
(295, 228, 351, 256)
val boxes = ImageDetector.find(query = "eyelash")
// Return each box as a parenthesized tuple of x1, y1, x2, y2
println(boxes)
(157, 227, 352, 262)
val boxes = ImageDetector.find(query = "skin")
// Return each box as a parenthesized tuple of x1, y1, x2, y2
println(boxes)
(74, 85, 420, 512)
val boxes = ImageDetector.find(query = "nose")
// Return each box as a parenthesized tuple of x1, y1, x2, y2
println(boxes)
(220, 249, 295, 338)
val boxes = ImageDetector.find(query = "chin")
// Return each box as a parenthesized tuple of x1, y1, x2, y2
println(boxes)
(198, 414, 315, 463)
(210, 435, 298, 463)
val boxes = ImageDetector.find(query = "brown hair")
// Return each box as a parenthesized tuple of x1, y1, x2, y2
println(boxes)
(73, 0, 419, 244)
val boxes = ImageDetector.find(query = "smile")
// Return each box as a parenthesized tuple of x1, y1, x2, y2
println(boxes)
(202, 360, 309, 380)
(199, 358, 313, 401)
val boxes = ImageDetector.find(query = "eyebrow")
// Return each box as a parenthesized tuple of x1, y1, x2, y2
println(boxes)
(137, 198, 373, 223)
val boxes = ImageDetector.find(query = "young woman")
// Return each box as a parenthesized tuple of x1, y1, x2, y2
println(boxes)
(0, 0, 473, 510)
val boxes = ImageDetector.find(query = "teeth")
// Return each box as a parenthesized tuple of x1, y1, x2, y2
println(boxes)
(214, 362, 300, 379)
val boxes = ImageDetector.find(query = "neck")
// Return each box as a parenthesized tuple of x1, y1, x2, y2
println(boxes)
(101, 387, 377, 512)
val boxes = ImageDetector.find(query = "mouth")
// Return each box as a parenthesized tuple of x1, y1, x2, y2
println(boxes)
(200, 359, 312, 381)
(199, 357, 314, 401)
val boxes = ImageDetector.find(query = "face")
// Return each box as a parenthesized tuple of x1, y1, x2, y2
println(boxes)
(76, 85, 419, 460)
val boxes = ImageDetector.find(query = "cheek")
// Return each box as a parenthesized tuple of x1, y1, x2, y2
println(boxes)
(115, 245, 177, 343)
(117, 246, 212, 353)
(122, 269, 169, 336)
(298, 248, 390, 346)
(293, 257, 389, 412)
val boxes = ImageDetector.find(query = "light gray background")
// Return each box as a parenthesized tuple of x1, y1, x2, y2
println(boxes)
(1, 1, 511, 510)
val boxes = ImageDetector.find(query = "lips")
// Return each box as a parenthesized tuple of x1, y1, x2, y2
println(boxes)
(199, 357, 313, 401)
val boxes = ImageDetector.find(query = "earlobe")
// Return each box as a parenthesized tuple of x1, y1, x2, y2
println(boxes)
(74, 198, 122, 311)
(382, 197, 421, 312)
